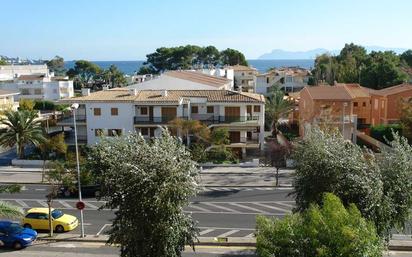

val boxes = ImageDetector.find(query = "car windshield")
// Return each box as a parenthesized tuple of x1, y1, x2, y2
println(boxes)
(51, 210, 64, 219)
(7, 223, 23, 234)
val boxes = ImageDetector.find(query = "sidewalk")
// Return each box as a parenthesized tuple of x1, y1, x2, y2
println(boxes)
(36, 233, 412, 250)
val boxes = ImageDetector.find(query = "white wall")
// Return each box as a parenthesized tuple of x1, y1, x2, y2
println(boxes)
(85, 102, 135, 144)
(0, 81, 73, 100)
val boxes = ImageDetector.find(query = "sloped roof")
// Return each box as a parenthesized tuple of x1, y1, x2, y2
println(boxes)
(375, 83, 412, 96)
(165, 71, 230, 87)
(61, 89, 265, 104)
(304, 85, 352, 101)
(18, 74, 45, 80)
(340, 83, 370, 98)
(228, 65, 257, 72)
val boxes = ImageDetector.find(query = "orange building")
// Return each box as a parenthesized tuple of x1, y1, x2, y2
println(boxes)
(297, 83, 412, 139)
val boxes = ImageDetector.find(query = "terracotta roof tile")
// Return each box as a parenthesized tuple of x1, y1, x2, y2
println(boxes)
(228, 65, 257, 72)
(304, 85, 352, 101)
(165, 71, 230, 87)
(61, 89, 265, 104)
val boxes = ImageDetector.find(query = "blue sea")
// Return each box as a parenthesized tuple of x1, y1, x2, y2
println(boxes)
(65, 59, 314, 75)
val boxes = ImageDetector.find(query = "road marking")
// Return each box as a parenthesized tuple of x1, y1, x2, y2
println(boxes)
(199, 229, 215, 235)
(16, 200, 28, 207)
(58, 200, 72, 208)
(198, 226, 254, 231)
(184, 211, 285, 215)
(245, 233, 255, 238)
(216, 230, 240, 237)
(275, 202, 294, 208)
(189, 204, 212, 213)
(35, 188, 46, 191)
(86, 202, 98, 209)
(202, 202, 238, 213)
(229, 203, 266, 213)
(252, 202, 291, 213)
(96, 224, 111, 237)
(36, 200, 48, 207)
(21, 186, 27, 191)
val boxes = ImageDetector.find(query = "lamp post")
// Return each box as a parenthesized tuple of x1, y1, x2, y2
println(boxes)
(71, 103, 85, 238)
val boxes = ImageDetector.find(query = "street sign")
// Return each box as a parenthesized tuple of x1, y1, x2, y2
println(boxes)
(76, 201, 85, 210)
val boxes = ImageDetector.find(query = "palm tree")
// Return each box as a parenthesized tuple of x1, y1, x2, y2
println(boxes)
(168, 118, 210, 146)
(0, 110, 46, 159)
(266, 87, 294, 137)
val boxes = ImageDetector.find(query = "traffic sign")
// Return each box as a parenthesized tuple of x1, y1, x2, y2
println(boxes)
(76, 201, 85, 210)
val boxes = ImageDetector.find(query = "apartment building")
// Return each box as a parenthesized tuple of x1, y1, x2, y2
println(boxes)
(0, 89, 19, 112)
(298, 83, 412, 140)
(128, 71, 233, 91)
(0, 74, 74, 101)
(59, 88, 265, 157)
(0, 64, 49, 81)
(229, 65, 258, 93)
(256, 67, 310, 95)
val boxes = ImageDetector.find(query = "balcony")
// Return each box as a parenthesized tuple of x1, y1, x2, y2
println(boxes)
(134, 116, 188, 124)
(56, 115, 87, 126)
(357, 123, 371, 129)
(191, 115, 259, 124)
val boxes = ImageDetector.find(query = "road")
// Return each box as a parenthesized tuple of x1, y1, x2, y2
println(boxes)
(0, 184, 295, 238)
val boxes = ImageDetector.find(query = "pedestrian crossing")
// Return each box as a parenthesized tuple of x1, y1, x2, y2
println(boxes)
(197, 227, 255, 238)
(0, 198, 295, 215)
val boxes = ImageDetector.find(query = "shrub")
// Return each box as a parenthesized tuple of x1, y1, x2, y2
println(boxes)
(189, 143, 208, 163)
(256, 193, 383, 257)
(207, 146, 237, 164)
(370, 124, 402, 143)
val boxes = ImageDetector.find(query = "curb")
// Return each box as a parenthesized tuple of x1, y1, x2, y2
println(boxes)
(203, 185, 293, 188)
(0, 181, 50, 185)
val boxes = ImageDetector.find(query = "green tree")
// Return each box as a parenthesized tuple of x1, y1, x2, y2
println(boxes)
(210, 127, 229, 145)
(46, 56, 66, 76)
(67, 60, 102, 88)
(168, 118, 210, 146)
(400, 97, 412, 142)
(105, 65, 127, 87)
(87, 131, 199, 257)
(265, 87, 294, 137)
(39, 133, 68, 182)
(292, 127, 412, 237)
(0, 185, 24, 218)
(19, 99, 35, 111)
(220, 48, 248, 66)
(0, 110, 46, 159)
(401, 49, 412, 67)
(0, 58, 6, 65)
(198, 46, 220, 66)
(136, 65, 157, 75)
(256, 193, 383, 257)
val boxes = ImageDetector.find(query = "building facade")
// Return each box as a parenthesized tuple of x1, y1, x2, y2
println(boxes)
(256, 67, 310, 95)
(229, 65, 258, 93)
(59, 88, 265, 157)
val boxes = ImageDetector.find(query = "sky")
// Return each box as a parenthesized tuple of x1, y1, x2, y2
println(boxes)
(2, 0, 412, 61)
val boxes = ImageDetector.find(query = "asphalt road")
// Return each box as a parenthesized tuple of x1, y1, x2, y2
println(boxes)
(0, 184, 295, 238)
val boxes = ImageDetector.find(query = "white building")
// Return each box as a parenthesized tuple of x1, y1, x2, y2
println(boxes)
(256, 67, 311, 95)
(128, 71, 233, 91)
(0, 89, 19, 112)
(0, 74, 74, 101)
(0, 64, 50, 81)
(196, 67, 234, 89)
(59, 88, 265, 157)
(229, 65, 258, 93)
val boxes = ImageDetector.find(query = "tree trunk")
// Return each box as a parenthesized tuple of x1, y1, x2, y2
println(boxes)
(271, 119, 278, 138)
(18, 144, 25, 159)
(275, 167, 279, 187)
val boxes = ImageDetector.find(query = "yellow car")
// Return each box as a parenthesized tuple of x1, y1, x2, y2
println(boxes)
(22, 208, 78, 233)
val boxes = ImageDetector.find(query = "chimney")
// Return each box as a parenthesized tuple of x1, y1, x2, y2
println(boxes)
(161, 90, 168, 97)
(129, 88, 138, 96)
(81, 88, 90, 96)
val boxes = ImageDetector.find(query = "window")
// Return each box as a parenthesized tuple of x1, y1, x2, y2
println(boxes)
(140, 107, 148, 115)
(95, 129, 103, 136)
(25, 213, 39, 219)
(34, 89, 42, 95)
(108, 129, 122, 137)
(353, 102, 358, 107)
(254, 105, 261, 112)
(207, 106, 214, 113)
(94, 108, 101, 116)
(21, 89, 30, 95)
(266, 77, 270, 84)
(362, 102, 366, 107)
(111, 108, 118, 116)
(247, 105, 252, 114)
(374, 99, 378, 110)
(191, 106, 198, 114)
(140, 127, 148, 136)
(381, 100, 385, 109)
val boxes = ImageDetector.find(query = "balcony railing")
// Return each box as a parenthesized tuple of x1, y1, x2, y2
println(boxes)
(357, 123, 371, 129)
(134, 116, 188, 124)
(133, 115, 259, 124)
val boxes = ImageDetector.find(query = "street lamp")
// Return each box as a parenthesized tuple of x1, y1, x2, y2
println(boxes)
(70, 103, 85, 238)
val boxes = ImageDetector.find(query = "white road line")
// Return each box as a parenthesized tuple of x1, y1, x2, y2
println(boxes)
(216, 230, 240, 237)
(15, 200, 28, 207)
(198, 226, 254, 231)
(85, 202, 98, 209)
(276, 202, 295, 208)
(189, 204, 212, 213)
(245, 233, 255, 238)
(21, 186, 27, 191)
(199, 229, 215, 235)
(36, 200, 48, 207)
(229, 203, 266, 213)
(252, 202, 291, 213)
(96, 224, 111, 237)
(202, 202, 238, 213)
(35, 188, 46, 191)
(184, 211, 285, 215)
(58, 201, 72, 208)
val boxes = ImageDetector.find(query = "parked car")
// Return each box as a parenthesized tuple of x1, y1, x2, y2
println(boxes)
(59, 184, 101, 198)
(22, 208, 78, 233)
(0, 221, 37, 250)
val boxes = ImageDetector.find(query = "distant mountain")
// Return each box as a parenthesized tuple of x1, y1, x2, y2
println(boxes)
(258, 46, 409, 60)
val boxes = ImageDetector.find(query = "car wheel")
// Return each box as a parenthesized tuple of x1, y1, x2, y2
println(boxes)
(55, 225, 64, 233)
(13, 241, 23, 250)
(23, 223, 32, 229)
